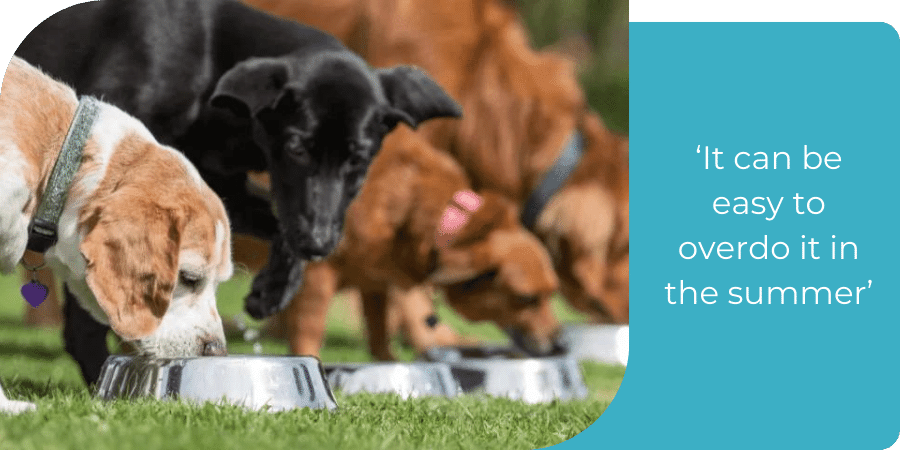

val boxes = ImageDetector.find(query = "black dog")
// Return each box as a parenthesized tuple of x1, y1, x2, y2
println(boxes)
(16, 0, 461, 385)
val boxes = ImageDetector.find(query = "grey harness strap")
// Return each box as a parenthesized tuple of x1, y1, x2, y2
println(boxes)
(27, 96, 101, 253)
(520, 131, 584, 230)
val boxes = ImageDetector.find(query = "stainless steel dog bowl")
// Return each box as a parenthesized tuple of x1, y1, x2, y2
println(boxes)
(425, 346, 589, 404)
(96, 355, 338, 412)
(323, 362, 460, 398)
(558, 324, 629, 366)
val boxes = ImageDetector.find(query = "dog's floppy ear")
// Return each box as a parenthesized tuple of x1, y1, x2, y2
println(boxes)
(377, 66, 462, 129)
(79, 200, 183, 340)
(210, 58, 291, 118)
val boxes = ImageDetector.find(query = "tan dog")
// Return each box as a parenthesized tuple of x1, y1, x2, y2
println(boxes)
(243, 0, 630, 324)
(0, 57, 233, 413)
(243, 127, 561, 360)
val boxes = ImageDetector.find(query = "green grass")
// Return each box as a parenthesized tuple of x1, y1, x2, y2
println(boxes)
(0, 270, 623, 450)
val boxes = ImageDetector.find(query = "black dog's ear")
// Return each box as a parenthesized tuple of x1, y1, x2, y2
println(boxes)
(210, 58, 291, 118)
(377, 66, 463, 129)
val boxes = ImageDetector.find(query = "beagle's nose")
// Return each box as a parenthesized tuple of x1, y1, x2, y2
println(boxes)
(201, 339, 228, 356)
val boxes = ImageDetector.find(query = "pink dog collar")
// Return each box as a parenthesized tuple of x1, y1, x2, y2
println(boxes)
(436, 190, 483, 248)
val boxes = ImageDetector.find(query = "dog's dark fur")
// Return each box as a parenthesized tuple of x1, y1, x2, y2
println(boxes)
(16, 0, 460, 385)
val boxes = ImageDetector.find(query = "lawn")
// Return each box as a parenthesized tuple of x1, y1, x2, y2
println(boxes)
(0, 269, 624, 450)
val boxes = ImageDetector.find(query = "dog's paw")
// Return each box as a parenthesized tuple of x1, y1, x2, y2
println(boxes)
(0, 399, 37, 415)
(244, 289, 271, 320)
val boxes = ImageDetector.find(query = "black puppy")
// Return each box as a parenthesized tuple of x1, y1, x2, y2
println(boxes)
(16, 0, 461, 384)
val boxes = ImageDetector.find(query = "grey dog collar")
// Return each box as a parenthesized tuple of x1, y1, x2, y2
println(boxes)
(27, 96, 101, 253)
(520, 131, 584, 230)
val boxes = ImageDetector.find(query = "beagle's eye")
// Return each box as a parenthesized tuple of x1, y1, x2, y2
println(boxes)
(178, 270, 203, 290)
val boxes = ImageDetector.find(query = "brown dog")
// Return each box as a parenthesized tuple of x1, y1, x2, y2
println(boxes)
(243, 0, 630, 323)
(245, 127, 561, 359)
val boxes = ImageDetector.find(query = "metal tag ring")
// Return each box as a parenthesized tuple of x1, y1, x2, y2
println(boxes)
(21, 252, 46, 271)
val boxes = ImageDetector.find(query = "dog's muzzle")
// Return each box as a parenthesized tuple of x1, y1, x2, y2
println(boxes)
(201, 337, 228, 356)
(506, 327, 567, 357)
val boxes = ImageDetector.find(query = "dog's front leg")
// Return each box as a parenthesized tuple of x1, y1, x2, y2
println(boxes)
(361, 290, 395, 361)
(244, 233, 306, 319)
(389, 284, 471, 354)
(284, 260, 339, 357)
(62, 284, 111, 386)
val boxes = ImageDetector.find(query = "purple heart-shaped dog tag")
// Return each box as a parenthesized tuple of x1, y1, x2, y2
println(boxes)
(21, 281, 48, 308)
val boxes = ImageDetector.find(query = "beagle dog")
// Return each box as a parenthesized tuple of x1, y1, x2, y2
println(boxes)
(0, 57, 233, 413)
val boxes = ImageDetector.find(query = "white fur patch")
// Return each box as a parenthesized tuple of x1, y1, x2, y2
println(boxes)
(0, 151, 30, 274)
(164, 144, 203, 187)
(65, 277, 110, 326)
(215, 221, 224, 257)
(214, 220, 233, 280)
